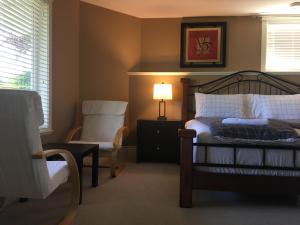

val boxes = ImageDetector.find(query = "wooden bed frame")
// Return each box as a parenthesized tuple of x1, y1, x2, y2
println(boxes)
(179, 70, 300, 208)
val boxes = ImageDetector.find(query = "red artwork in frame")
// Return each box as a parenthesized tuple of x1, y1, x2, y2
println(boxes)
(180, 22, 226, 67)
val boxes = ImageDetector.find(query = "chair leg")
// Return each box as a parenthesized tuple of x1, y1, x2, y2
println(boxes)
(58, 152, 80, 225)
(58, 186, 79, 225)
(58, 207, 78, 225)
(297, 195, 300, 207)
(110, 166, 116, 177)
(110, 150, 118, 178)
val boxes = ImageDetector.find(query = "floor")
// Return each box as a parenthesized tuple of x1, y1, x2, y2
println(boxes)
(1, 150, 300, 225)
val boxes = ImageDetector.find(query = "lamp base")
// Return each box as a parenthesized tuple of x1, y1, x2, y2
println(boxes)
(157, 100, 167, 121)
(157, 116, 167, 121)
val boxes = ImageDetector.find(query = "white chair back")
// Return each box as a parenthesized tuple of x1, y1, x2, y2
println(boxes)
(0, 90, 51, 199)
(80, 100, 128, 143)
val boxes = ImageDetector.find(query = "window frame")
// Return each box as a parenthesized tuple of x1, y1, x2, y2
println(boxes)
(261, 17, 267, 72)
(40, 0, 53, 135)
(3, 0, 54, 135)
(261, 16, 300, 73)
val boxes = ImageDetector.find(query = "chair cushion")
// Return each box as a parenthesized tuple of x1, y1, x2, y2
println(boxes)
(82, 100, 128, 115)
(80, 100, 127, 144)
(80, 115, 124, 142)
(47, 161, 69, 192)
(69, 140, 114, 151)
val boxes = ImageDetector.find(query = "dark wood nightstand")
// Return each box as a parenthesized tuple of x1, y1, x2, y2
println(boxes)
(137, 119, 183, 163)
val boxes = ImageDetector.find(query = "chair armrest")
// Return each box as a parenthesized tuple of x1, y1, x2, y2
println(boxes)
(113, 126, 127, 150)
(65, 126, 82, 142)
(32, 149, 80, 224)
(32, 149, 80, 208)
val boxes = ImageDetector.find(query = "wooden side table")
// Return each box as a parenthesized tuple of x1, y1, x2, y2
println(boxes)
(43, 143, 99, 204)
(137, 120, 183, 163)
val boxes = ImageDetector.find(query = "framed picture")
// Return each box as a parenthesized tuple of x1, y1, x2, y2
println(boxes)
(180, 22, 226, 67)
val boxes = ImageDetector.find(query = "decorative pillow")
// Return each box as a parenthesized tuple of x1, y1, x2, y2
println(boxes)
(195, 93, 246, 118)
(257, 94, 300, 120)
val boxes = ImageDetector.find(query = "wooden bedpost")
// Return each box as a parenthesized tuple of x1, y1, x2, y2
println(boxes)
(178, 129, 196, 208)
(181, 78, 190, 122)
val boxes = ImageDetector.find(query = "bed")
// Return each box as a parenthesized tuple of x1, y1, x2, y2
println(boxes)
(179, 70, 300, 207)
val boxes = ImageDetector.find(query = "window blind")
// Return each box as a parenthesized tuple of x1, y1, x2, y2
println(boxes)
(263, 18, 300, 72)
(0, 0, 50, 129)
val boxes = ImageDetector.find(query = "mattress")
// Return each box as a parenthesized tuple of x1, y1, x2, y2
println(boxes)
(186, 119, 300, 177)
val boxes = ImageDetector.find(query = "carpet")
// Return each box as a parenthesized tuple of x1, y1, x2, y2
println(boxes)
(1, 150, 300, 225)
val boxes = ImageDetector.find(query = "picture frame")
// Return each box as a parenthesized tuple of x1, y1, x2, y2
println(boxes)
(180, 22, 227, 67)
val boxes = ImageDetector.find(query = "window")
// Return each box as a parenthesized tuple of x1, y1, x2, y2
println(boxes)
(0, 0, 51, 132)
(262, 17, 300, 72)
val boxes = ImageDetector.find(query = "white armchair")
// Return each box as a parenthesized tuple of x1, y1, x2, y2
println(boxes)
(67, 100, 128, 177)
(0, 90, 80, 225)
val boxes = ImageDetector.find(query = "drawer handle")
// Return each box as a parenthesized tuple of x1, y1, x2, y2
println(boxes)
(156, 146, 160, 151)
(156, 130, 160, 134)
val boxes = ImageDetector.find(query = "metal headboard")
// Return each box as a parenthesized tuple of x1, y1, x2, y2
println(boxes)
(181, 70, 300, 122)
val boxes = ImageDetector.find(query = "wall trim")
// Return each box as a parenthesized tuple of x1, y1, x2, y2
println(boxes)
(128, 71, 234, 76)
(128, 71, 300, 76)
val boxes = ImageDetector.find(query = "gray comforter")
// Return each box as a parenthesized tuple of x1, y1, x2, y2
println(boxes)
(196, 117, 299, 141)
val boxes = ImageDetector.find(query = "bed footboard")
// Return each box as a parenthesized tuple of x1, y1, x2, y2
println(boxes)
(178, 129, 196, 207)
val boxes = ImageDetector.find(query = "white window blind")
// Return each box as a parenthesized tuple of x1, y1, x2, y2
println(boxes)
(262, 17, 300, 72)
(0, 0, 50, 130)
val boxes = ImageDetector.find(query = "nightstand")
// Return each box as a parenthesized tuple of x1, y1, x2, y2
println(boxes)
(137, 120, 183, 163)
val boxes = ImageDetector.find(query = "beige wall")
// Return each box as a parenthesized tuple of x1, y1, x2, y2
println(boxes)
(80, 2, 141, 144)
(128, 16, 262, 144)
(78, 4, 263, 145)
(140, 18, 182, 72)
(140, 16, 261, 71)
(77, 4, 300, 145)
(80, 2, 141, 102)
(42, 0, 80, 143)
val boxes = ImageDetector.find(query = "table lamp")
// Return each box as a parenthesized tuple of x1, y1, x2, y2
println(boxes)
(153, 82, 172, 120)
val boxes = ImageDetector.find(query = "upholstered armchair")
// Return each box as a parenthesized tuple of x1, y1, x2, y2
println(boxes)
(66, 100, 128, 177)
(0, 90, 80, 225)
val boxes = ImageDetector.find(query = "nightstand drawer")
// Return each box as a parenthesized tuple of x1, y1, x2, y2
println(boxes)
(137, 119, 183, 163)
(140, 123, 178, 140)
(140, 140, 178, 153)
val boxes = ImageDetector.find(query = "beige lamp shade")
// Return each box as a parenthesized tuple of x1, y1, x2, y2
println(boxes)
(153, 83, 172, 100)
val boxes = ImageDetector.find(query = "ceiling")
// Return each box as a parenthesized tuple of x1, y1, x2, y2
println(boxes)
(81, 0, 300, 18)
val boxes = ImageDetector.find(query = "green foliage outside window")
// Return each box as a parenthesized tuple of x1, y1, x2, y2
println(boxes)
(0, 71, 31, 90)
(12, 71, 31, 89)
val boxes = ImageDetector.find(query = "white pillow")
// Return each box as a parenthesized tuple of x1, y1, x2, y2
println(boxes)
(255, 94, 300, 120)
(195, 93, 246, 118)
(248, 94, 263, 118)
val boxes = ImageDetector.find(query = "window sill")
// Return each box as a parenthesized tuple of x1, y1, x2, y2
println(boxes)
(40, 128, 54, 135)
